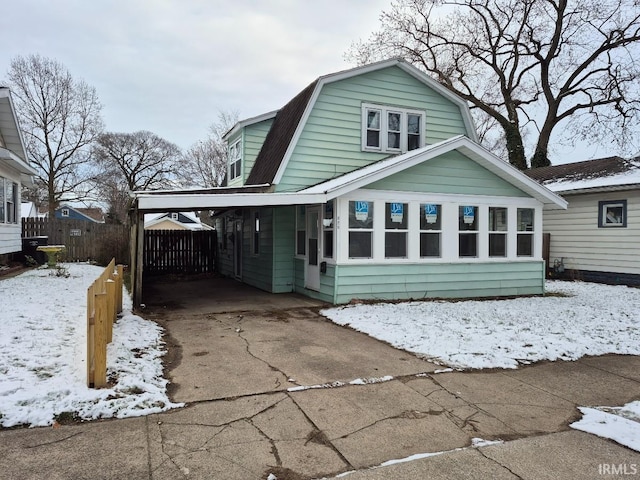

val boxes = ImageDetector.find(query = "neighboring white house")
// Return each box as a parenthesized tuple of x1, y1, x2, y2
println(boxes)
(0, 87, 37, 257)
(144, 212, 214, 231)
(527, 156, 640, 285)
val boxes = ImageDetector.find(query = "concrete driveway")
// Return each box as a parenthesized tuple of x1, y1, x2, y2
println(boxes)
(1, 276, 639, 479)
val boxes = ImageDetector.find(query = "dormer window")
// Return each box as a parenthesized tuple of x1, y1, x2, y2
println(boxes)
(362, 103, 425, 153)
(228, 140, 242, 181)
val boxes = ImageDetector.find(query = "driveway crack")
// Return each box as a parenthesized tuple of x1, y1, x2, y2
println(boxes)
(235, 326, 295, 389)
(476, 447, 525, 479)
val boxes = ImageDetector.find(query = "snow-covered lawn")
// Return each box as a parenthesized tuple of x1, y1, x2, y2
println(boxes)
(0, 263, 182, 428)
(322, 281, 640, 370)
(321, 280, 640, 452)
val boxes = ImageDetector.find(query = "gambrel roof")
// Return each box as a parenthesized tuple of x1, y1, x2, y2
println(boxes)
(244, 58, 478, 187)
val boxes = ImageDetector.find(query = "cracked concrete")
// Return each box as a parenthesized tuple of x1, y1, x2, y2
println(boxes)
(2, 277, 640, 479)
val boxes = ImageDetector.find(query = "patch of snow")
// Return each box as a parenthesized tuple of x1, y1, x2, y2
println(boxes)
(434, 368, 454, 374)
(321, 281, 640, 370)
(348, 375, 394, 385)
(571, 401, 640, 452)
(471, 437, 503, 447)
(287, 381, 345, 392)
(0, 263, 182, 428)
(543, 167, 640, 193)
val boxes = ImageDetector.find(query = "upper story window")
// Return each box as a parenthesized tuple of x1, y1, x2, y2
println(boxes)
(362, 103, 425, 153)
(228, 140, 242, 181)
(598, 200, 627, 228)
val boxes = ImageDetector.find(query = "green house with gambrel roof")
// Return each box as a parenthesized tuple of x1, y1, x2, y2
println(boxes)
(132, 58, 567, 305)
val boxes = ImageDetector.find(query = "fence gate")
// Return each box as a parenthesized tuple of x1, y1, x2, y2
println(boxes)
(144, 230, 216, 275)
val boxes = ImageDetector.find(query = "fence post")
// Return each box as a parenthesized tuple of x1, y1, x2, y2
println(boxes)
(116, 264, 124, 314)
(94, 292, 108, 388)
(105, 279, 116, 343)
(87, 285, 95, 387)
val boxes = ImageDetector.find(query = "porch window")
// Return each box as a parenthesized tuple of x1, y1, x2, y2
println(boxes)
(517, 208, 534, 256)
(385, 202, 407, 258)
(348, 201, 373, 258)
(252, 211, 260, 255)
(488, 207, 507, 257)
(420, 203, 441, 257)
(459, 206, 478, 257)
(296, 206, 306, 255)
(598, 200, 627, 228)
(228, 140, 241, 181)
(323, 200, 334, 258)
(361, 103, 425, 153)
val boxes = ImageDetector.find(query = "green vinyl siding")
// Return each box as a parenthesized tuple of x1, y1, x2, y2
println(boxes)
(276, 65, 469, 193)
(244, 118, 274, 183)
(240, 208, 273, 292)
(272, 206, 295, 293)
(293, 258, 336, 303)
(333, 262, 544, 304)
(367, 151, 529, 197)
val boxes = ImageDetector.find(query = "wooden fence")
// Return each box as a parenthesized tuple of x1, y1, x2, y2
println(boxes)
(87, 259, 124, 388)
(144, 229, 216, 275)
(22, 218, 129, 266)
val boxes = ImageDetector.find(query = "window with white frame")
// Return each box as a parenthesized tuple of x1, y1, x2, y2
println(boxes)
(348, 200, 374, 258)
(362, 104, 425, 153)
(228, 140, 242, 181)
(598, 200, 627, 228)
(170, 212, 178, 220)
(61, 208, 70, 218)
(459, 205, 478, 257)
(489, 207, 508, 257)
(296, 206, 306, 255)
(323, 200, 334, 258)
(420, 203, 441, 257)
(517, 208, 535, 256)
(5, 181, 16, 223)
(385, 202, 408, 258)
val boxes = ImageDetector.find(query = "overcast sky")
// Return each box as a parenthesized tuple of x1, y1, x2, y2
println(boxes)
(0, 0, 629, 163)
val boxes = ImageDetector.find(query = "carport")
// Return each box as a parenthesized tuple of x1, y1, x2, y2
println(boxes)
(129, 186, 327, 307)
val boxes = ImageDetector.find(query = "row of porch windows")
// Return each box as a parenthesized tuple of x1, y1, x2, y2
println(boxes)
(297, 201, 535, 260)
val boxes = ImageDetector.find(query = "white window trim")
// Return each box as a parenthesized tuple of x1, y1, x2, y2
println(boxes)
(335, 191, 542, 264)
(228, 139, 242, 181)
(251, 209, 260, 256)
(61, 208, 70, 218)
(361, 103, 425, 153)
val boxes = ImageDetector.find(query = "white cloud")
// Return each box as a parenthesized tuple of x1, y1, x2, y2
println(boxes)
(1, 0, 389, 149)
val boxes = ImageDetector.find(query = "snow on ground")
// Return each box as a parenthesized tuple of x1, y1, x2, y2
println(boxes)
(322, 280, 640, 452)
(571, 401, 640, 452)
(321, 281, 640, 370)
(0, 263, 182, 428)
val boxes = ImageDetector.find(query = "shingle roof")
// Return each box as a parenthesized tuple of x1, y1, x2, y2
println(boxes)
(526, 156, 640, 193)
(526, 156, 626, 183)
(246, 80, 317, 186)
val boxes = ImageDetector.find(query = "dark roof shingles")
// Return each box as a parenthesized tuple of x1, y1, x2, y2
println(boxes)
(246, 80, 318, 186)
(526, 156, 629, 184)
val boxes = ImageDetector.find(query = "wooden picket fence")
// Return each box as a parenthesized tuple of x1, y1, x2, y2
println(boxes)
(87, 259, 124, 388)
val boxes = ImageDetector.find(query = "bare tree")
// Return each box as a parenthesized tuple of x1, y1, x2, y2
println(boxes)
(178, 111, 238, 188)
(93, 131, 182, 222)
(5, 54, 104, 213)
(348, 0, 640, 169)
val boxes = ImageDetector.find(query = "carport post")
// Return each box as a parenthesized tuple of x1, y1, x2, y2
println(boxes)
(130, 205, 145, 307)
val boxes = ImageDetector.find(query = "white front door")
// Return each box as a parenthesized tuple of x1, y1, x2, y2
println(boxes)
(305, 207, 320, 291)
